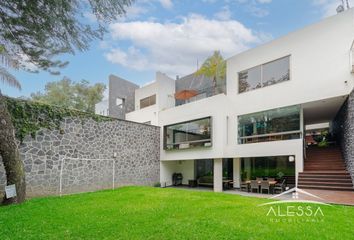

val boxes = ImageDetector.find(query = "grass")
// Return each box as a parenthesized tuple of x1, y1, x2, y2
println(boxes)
(0, 186, 353, 239)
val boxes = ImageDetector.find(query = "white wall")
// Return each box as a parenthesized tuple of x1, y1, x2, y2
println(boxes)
(159, 94, 234, 161)
(126, 72, 175, 126)
(95, 99, 109, 116)
(160, 160, 195, 186)
(156, 72, 176, 111)
(227, 9, 354, 117)
(126, 105, 158, 125)
(134, 81, 158, 110)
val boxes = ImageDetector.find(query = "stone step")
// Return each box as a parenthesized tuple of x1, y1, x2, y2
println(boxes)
(298, 181, 353, 186)
(298, 177, 352, 182)
(300, 171, 349, 174)
(298, 185, 354, 191)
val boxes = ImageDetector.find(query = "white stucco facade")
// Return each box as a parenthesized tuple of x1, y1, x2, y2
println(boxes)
(126, 72, 175, 125)
(127, 10, 354, 192)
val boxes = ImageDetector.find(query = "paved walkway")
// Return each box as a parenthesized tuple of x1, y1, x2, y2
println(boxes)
(225, 189, 354, 206)
(171, 186, 354, 206)
(303, 189, 354, 206)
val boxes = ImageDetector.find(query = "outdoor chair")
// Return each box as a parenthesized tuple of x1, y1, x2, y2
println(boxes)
(250, 180, 259, 193)
(260, 181, 270, 194)
(267, 178, 275, 181)
(240, 182, 249, 192)
(273, 179, 286, 194)
(256, 177, 263, 181)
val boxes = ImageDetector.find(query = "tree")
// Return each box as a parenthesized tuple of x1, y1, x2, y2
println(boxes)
(31, 78, 106, 113)
(195, 51, 226, 94)
(0, 49, 25, 205)
(0, 0, 134, 74)
(0, 47, 21, 90)
(0, 0, 133, 204)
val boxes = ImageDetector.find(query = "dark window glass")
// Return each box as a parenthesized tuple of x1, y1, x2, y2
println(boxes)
(164, 117, 212, 150)
(241, 156, 295, 187)
(195, 159, 213, 179)
(238, 105, 300, 144)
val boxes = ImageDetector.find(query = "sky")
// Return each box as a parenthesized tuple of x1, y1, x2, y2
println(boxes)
(2, 0, 353, 98)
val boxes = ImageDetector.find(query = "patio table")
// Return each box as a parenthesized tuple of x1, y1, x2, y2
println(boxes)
(245, 180, 277, 194)
(245, 180, 277, 185)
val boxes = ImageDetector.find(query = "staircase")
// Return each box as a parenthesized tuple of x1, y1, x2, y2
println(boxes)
(298, 146, 354, 191)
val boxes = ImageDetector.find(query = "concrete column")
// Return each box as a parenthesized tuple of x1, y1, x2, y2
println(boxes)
(233, 158, 241, 188)
(213, 158, 223, 192)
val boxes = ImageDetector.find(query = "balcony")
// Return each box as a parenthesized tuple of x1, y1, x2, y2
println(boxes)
(175, 84, 226, 107)
(164, 117, 212, 151)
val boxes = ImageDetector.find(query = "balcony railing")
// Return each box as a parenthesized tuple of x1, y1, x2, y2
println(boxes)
(165, 139, 212, 150)
(238, 130, 302, 144)
(175, 84, 226, 106)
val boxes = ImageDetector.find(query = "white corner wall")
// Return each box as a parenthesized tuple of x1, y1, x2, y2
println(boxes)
(227, 9, 354, 117)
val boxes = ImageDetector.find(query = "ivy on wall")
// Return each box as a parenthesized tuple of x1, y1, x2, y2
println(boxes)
(5, 97, 114, 141)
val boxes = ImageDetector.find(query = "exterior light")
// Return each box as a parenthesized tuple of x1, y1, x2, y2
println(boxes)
(288, 156, 295, 162)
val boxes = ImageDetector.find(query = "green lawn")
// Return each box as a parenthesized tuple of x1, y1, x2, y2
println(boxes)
(0, 186, 353, 239)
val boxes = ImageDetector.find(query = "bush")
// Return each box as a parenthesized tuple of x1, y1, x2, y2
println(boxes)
(318, 140, 329, 148)
(153, 182, 161, 187)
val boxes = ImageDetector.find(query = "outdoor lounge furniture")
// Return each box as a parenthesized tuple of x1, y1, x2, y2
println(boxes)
(273, 179, 286, 194)
(223, 180, 233, 189)
(256, 177, 263, 181)
(197, 176, 213, 187)
(267, 178, 275, 181)
(260, 181, 270, 194)
(250, 180, 259, 193)
(240, 182, 249, 192)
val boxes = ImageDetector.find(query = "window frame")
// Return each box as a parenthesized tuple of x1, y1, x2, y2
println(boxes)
(237, 105, 301, 144)
(163, 116, 213, 150)
(238, 55, 291, 94)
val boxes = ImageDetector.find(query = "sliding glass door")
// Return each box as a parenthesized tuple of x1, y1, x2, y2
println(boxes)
(240, 156, 295, 181)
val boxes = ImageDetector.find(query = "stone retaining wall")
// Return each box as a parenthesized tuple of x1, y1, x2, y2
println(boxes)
(0, 117, 160, 197)
(333, 89, 354, 183)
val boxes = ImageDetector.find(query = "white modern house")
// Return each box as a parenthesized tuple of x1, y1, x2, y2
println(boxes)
(126, 72, 175, 125)
(115, 9, 354, 193)
(95, 99, 109, 116)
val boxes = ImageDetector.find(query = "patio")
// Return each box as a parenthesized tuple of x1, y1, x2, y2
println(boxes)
(171, 185, 354, 206)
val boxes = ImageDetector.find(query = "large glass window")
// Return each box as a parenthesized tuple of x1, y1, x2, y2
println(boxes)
(140, 94, 156, 109)
(238, 56, 290, 93)
(164, 117, 212, 150)
(241, 156, 295, 186)
(238, 105, 301, 144)
(238, 65, 261, 93)
(195, 159, 213, 179)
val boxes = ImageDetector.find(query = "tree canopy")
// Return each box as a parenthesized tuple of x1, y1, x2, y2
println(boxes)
(0, 0, 133, 75)
(31, 77, 106, 113)
(195, 50, 226, 87)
